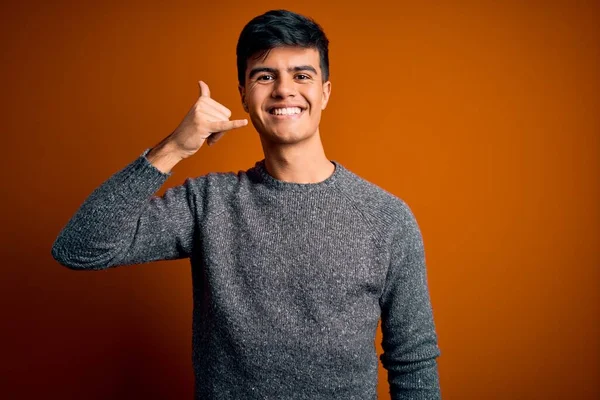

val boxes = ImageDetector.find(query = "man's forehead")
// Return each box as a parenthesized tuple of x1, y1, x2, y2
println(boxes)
(247, 47, 321, 71)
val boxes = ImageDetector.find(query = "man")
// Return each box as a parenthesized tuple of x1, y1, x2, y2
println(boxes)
(52, 9, 441, 400)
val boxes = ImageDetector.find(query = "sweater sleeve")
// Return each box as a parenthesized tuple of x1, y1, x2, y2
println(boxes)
(379, 203, 442, 399)
(51, 149, 201, 270)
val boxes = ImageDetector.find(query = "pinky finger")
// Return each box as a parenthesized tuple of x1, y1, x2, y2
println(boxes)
(209, 119, 248, 133)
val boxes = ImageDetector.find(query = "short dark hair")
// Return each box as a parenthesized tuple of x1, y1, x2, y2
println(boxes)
(236, 9, 330, 86)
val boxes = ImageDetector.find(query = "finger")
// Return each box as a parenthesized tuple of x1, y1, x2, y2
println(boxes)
(207, 131, 226, 146)
(200, 100, 231, 120)
(201, 107, 230, 122)
(198, 80, 211, 98)
(209, 119, 248, 133)
(204, 98, 232, 118)
(207, 118, 248, 146)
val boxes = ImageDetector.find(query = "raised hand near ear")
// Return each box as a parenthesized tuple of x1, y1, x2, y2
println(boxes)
(146, 81, 248, 172)
(172, 80, 248, 154)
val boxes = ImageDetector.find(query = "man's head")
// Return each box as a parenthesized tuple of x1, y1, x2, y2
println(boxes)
(236, 9, 330, 87)
(236, 10, 331, 145)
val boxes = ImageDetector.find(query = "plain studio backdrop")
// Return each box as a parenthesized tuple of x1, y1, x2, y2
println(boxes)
(1, 1, 598, 399)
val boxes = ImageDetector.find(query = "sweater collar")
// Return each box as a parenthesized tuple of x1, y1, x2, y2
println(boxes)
(251, 159, 344, 191)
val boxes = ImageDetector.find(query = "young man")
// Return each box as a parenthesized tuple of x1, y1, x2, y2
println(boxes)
(52, 9, 441, 400)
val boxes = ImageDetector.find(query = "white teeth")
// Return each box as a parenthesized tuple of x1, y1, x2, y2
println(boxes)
(271, 107, 302, 115)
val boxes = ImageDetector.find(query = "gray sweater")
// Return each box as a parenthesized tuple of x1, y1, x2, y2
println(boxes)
(51, 149, 441, 399)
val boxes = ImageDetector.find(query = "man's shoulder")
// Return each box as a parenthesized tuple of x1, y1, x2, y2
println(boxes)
(175, 168, 252, 217)
(338, 165, 416, 228)
(183, 165, 254, 189)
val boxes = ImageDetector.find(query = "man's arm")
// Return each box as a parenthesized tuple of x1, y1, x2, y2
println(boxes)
(51, 147, 199, 270)
(379, 203, 442, 399)
(51, 80, 247, 270)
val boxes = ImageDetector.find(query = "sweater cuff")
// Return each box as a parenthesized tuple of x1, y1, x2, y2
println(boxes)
(140, 148, 173, 178)
(106, 148, 172, 202)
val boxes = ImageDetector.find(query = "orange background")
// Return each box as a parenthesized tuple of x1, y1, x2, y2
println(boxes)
(2, 1, 599, 399)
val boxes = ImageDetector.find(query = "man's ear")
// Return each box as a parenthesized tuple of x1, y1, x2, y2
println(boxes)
(321, 80, 332, 110)
(238, 85, 248, 112)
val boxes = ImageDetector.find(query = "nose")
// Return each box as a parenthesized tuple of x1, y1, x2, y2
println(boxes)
(271, 75, 296, 99)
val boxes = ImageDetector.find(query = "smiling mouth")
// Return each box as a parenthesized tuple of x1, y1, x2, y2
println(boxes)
(269, 106, 304, 116)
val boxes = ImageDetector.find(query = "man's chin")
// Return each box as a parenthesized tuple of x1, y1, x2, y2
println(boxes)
(259, 130, 310, 145)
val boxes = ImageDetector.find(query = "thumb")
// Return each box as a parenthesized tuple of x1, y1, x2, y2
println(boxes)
(198, 80, 211, 98)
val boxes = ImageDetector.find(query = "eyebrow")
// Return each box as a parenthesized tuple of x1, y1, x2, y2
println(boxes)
(248, 65, 318, 80)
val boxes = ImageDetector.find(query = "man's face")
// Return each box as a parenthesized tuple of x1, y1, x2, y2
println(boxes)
(239, 46, 331, 145)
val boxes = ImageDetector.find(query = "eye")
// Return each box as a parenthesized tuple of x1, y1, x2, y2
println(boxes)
(257, 74, 274, 81)
(296, 74, 311, 80)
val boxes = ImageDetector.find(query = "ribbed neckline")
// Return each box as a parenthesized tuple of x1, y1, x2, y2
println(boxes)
(251, 159, 345, 191)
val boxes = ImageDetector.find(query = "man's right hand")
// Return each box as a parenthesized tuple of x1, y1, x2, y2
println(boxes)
(170, 80, 248, 157)
(147, 81, 248, 173)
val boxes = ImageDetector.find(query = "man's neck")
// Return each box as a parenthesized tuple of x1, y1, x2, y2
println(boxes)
(260, 133, 335, 184)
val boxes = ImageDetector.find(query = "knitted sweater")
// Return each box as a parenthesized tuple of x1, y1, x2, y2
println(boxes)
(51, 149, 441, 399)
